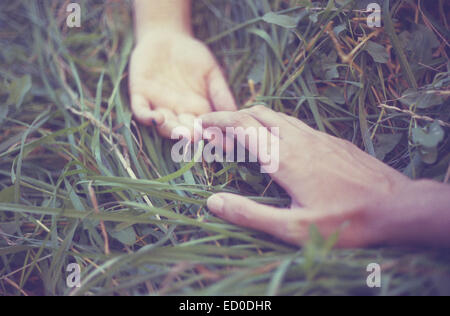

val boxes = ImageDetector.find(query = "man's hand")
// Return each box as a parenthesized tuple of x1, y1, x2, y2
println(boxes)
(202, 106, 450, 248)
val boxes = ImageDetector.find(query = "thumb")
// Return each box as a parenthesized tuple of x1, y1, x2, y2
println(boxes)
(207, 193, 296, 243)
(208, 68, 238, 111)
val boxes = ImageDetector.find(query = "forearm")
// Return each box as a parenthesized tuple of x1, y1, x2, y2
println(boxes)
(133, 0, 192, 41)
(378, 180, 450, 247)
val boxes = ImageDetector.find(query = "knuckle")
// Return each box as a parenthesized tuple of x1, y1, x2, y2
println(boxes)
(339, 139, 357, 150)
(231, 112, 252, 127)
(246, 105, 272, 117)
(250, 104, 268, 112)
(282, 216, 310, 246)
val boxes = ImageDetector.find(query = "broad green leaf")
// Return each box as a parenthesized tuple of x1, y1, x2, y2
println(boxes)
(110, 226, 137, 246)
(312, 51, 339, 80)
(412, 122, 445, 148)
(402, 25, 440, 65)
(333, 24, 347, 36)
(365, 41, 389, 64)
(324, 86, 345, 105)
(262, 12, 299, 29)
(248, 46, 266, 84)
(400, 89, 444, 109)
(374, 134, 403, 160)
(0, 186, 15, 203)
(419, 146, 439, 165)
(6, 75, 32, 109)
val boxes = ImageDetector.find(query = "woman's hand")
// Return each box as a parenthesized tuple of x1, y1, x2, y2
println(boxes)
(201, 106, 431, 248)
(129, 30, 237, 139)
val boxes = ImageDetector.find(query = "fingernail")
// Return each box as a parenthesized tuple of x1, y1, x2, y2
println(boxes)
(207, 195, 224, 214)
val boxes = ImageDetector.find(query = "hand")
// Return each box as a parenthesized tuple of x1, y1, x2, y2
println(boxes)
(129, 30, 237, 139)
(201, 106, 415, 248)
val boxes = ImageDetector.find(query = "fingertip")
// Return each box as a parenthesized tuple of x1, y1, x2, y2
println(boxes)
(208, 68, 237, 112)
(207, 194, 224, 215)
(178, 113, 197, 141)
(199, 111, 227, 127)
(158, 119, 182, 139)
(178, 95, 212, 117)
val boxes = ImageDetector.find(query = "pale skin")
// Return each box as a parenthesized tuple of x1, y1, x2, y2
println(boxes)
(130, 0, 237, 139)
(130, 2, 450, 248)
(202, 107, 450, 248)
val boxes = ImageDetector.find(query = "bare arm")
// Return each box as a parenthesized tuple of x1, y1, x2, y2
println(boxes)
(134, 0, 192, 40)
(378, 179, 450, 247)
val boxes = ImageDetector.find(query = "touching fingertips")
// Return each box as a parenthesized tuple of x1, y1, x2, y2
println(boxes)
(208, 68, 237, 112)
(149, 111, 165, 125)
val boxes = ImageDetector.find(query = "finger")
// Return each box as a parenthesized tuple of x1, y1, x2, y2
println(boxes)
(130, 94, 165, 126)
(209, 193, 373, 248)
(201, 111, 309, 197)
(242, 105, 298, 138)
(201, 111, 263, 133)
(200, 111, 266, 158)
(207, 193, 305, 245)
(277, 112, 316, 134)
(177, 92, 212, 116)
(200, 111, 280, 165)
(205, 130, 232, 152)
(201, 110, 280, 174)
(208, 67, 238, 111)
(178, 113, 196, 126)
(178, 113, 198, 141)
(147, 85, 211, 116)
(156, 109, 188, 140)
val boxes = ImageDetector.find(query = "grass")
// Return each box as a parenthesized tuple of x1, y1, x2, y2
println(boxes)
(0, 0, 449, 296)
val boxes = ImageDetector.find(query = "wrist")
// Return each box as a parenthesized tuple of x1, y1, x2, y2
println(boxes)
(135, 22, 192, 42)
(370, 178, 450, 247)
(359, 175, 411, 246)
(134, 0, 193, 42)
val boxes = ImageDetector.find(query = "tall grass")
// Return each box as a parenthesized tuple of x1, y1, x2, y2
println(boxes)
(0, 0, 449, 296)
